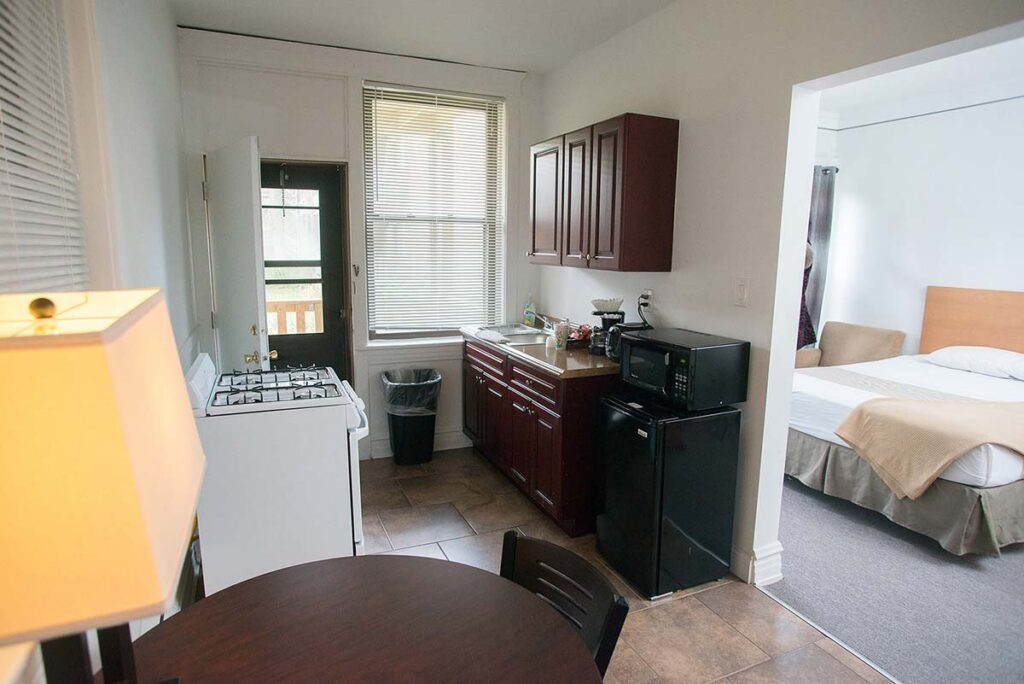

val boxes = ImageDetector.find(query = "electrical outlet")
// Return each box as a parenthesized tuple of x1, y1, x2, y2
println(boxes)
(640, 289, 653, 305)
(734, 278, 750, 307)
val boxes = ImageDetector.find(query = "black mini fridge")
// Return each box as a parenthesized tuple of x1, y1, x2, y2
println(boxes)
(596, 392, 740, 599)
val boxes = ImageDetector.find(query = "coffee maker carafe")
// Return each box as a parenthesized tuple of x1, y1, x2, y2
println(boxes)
(589, 311, 625, 355)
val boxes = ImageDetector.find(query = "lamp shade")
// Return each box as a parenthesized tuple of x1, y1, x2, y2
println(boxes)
(0, 289, 205, 646)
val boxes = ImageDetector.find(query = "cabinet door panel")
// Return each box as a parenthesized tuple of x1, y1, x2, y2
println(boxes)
(507, 390, 534, 490)
(462, 361, 482, 447)
(531, 404, 563, 516)
(561, 127, 590, 266)
(482, 377, 507, 468)
(589, 117, 624, 271)
(528, 137, 562, 264)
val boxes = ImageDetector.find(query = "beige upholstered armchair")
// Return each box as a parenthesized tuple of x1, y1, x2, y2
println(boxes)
(796, 321, 906, 368)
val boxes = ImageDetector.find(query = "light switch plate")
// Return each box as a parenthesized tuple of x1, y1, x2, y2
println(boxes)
(734, 277, 750, 307)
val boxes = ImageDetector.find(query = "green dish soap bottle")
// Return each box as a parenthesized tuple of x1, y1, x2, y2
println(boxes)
(523, 295, 537, 327)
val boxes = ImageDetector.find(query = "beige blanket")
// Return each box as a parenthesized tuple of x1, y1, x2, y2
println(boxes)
(836, 399, 1024, 499)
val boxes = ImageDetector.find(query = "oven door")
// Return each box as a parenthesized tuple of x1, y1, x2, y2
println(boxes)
(621, 342, 673, 397)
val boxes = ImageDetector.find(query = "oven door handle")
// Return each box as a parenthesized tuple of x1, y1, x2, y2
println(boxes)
(341, 380, 369, 439)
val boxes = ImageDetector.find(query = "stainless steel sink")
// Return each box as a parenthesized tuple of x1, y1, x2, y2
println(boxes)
(479, 323, 537, 335)
(502, 333, 551, 346)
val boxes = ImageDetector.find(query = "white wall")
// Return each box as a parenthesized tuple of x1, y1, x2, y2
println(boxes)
(524, 0, 1024, 582)
(820, 97, 1024, 352)
(92, 0, 198, 366)
(177, 30, 529, 458)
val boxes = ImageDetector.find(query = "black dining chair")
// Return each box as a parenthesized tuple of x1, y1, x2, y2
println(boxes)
(499, 530, 629, 676)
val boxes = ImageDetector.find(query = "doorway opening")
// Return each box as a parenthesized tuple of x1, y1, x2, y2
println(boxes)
(260, 162, 352, 379)
(765, 28, 1024, 684)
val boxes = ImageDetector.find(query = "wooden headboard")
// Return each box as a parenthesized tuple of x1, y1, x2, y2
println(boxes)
(919, 286, 1024, 353)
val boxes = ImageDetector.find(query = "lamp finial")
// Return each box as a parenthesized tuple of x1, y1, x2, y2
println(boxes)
(29, 297, 56, 319)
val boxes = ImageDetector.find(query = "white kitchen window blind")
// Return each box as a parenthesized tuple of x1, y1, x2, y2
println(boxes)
(0, 0, 87, 292)
(363, 83, 505, 337)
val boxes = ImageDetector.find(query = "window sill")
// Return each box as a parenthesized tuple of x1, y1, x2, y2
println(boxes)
(359, 335, 464, 351)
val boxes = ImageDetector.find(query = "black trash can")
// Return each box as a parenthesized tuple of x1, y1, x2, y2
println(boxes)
(382, 368, 442, 465)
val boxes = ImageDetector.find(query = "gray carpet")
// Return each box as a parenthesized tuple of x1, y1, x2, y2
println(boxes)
(764, 478, 1024, 684)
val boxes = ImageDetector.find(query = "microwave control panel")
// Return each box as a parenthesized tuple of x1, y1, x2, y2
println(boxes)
(672, 354, 689, 400)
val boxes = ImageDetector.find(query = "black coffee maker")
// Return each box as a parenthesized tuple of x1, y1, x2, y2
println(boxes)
(606, 321, 648, 359)
(589, 311, 625, 355)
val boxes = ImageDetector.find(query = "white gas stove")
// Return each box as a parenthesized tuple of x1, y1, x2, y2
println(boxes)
(186, 354, 368, 594)
(190, 361, 352, 416)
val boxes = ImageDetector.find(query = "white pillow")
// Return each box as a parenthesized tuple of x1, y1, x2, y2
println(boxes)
(926, 346, 1024, 381)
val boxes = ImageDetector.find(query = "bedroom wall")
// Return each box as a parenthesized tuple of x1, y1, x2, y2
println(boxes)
(527, 0, 1024, 582)
(819, 96, 1024, 353)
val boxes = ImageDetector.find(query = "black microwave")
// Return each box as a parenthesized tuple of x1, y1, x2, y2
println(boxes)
(619, 328, 750, 410)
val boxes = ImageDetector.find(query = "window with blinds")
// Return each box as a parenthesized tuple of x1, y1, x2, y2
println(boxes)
(363, 84, 505, 337)
(0, 0, 87, 292)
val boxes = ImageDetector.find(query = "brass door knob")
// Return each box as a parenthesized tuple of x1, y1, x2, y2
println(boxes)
(243, 352, 259, 364)
(268, 350, 279, 360)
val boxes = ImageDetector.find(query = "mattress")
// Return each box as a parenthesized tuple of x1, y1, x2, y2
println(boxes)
(790, 355, 1024, 488)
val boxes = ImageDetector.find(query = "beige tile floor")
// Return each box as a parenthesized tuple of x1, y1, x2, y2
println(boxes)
(359, 448, 889, 684)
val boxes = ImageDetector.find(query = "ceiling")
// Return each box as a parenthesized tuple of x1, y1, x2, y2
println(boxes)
(169, 0, 675, 73)
(821, 37, 1024, 126)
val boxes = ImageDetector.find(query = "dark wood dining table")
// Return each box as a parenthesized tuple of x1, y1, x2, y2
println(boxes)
(132, 555, 603, 683)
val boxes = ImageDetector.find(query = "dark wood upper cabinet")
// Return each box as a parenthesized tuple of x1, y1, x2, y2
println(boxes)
(589, 118, 624, 270)
(528, 137, 562, 264)
(560, 126, 591, 266)
(529, 113, 678, 272)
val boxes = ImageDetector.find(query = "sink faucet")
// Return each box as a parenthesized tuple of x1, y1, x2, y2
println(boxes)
(534, 314, 556, 333)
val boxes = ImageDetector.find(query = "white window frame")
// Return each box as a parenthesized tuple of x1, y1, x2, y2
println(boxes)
(362, 82, 506, 340)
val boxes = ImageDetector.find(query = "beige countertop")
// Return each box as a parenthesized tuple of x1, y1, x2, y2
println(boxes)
(460, 325, 620, 379)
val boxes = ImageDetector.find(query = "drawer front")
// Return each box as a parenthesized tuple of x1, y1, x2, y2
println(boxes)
(509, 361, 560, 409)
(465, 340, 506, 379)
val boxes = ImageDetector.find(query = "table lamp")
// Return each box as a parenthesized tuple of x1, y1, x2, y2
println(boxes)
(0, 289, 206, 683)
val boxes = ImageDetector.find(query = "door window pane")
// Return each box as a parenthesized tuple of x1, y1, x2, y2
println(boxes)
(260, 188, 320, 207)
(265, 283, 323, 335)
(265, 266, 322, 280)
(262, 208, 322, 261)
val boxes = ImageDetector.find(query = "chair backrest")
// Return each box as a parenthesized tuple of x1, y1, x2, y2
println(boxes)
(818, 321, 906, 367)
(500, 530, 629, 676)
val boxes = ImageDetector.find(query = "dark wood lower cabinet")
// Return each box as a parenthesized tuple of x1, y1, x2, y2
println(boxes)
(462, 360, 483, 449)
(506, 390, 533, 489)
(530, 402, 563, 516)
(481, 376, 507, 471)
(462, 339, 614, 536)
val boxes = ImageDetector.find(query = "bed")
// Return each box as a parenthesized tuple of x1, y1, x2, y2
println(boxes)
(786, 286, 1024, 555)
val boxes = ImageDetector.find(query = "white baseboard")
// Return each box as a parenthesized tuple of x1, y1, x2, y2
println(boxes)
(365, 426, 472, 460)
(732, 540, 784, 586)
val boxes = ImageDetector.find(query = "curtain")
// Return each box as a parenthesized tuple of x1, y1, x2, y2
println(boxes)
(798, 165, 838, 348)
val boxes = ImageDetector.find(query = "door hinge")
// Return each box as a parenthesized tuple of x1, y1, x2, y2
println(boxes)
(210, 310, 216, 329)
